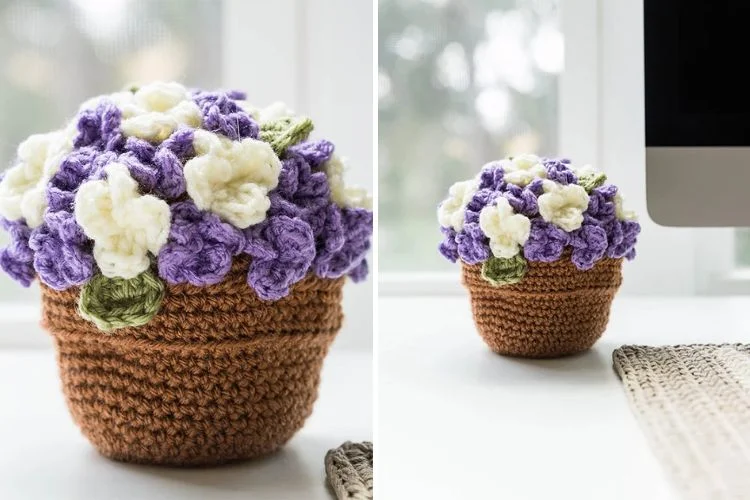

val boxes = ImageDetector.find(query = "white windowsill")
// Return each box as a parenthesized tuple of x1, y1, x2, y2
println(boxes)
(378, 294, 750, 500)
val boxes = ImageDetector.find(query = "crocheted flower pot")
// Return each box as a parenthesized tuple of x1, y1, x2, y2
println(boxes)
(0, 83, 372, 465)
(462, 255, 622, 358)
(438, 155, 639, 358)
(42, 257, 344, 465)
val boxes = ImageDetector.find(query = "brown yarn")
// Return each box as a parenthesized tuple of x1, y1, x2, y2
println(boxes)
(41, 256, 344, 466)
(462, 255, 622, 358)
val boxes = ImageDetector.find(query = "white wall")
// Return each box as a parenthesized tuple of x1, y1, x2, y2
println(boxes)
(225, 0, 373, 349)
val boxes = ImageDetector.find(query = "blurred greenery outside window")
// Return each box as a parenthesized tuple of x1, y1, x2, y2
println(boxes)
(0, 0, 221, 301)
(379, 0, 562, 272)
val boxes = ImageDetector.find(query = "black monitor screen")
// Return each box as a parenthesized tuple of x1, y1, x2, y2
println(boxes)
(645, 1, 750, 146)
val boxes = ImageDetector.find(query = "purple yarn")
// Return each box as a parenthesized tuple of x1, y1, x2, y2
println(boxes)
(289, 140, 335, 169)
(192, 90, 258, 141)
(605, 219, 641, 259)
(438, 226, 459, 263)
(245, 215, 316, 300)
(464, 188, 501, 225)
(523, 219, 570, 262)
(118, 129, 192, 199)
(503, 184, 538, 217)
(47, 148, 115, 212)
(313, 207, 372, 280)
(477, 161, 506, 190)
(74, 100, 125, 152)
(585, 184, 617, 225)
(569, 223, 608, 270)
(544, 158, 577, 185)
(158, 201, 244, 286)
(456, 222, 491, 264)
(0, 218, 35, 287)
(29, 211, 94, 290)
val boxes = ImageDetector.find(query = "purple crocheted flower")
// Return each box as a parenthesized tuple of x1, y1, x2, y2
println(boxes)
(193, 90, 258, 140)
(47, 148, 115, 212)
(439, 226, 459, 263)
(29, 211, 95, 290)
(314, 207, 372, 281)
(0, 218, 35, 287)
(605, 219, 641, 260)
(585, 184, 617, 225)
(569, 223, 608, 270)
(245, 215, 316, 300)
(271, 151, 330, 212)
(158, 201, 244, 286)
(456, 222, 491, 264)
(465, 188, 501, 225)
(477, 161, 506, 191)
(503, 184, 538, 217)
(118, 128, 193, 200)
(74, 99, 125, 152)
(544, 158, 576, 185)
(524, 219, 570, 262)
(289, 140, 335, 169)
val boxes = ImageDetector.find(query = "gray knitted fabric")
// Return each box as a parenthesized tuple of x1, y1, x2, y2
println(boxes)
(613, 344, 750, 500)
(325, 441, 373, 500)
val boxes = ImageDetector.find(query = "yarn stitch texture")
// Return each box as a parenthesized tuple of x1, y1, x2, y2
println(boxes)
(42, 256, 344, 465)
(325, 441, 374, 500)
(0, 82, 372, 332)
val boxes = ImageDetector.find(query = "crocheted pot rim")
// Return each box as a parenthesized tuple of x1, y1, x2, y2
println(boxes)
(43, 256, 345, 466)
(462, 255, 623, 358)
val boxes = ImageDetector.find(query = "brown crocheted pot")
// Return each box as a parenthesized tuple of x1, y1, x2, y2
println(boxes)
(40, 257, 344, 466)
(462, 256, 622, 358)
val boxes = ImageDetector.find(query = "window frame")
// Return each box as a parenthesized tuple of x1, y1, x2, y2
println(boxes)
(379, 0, 600, 296)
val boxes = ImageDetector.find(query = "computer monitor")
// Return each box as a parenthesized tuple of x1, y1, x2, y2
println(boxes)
(645, 1, 750, 226)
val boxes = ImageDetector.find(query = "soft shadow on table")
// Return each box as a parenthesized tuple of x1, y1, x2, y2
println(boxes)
(452, 342, 614, 387)
(81, 434, 334, 499)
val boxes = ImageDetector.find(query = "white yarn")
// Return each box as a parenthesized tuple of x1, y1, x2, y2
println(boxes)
(0, 126, 76, 227)
(74, 163, 171, 279)
(503, 154, 547, 187)
(437, 178, 479, 231)
(537, 180, 590, 231)
(115, 82, 201, 143)
(323, 154, 373, 210)
(258, 101, 295, 122)
(184, 130, 281, 229)
(478, 196, 531, 259)
(614, 192, 638, 221)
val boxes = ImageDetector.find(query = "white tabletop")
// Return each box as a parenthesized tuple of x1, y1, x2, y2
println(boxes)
(0, 345, 371, 500)
(378, 295, 750, 500)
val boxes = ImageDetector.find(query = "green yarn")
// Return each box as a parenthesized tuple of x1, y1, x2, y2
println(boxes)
(481, 254, 528, 287)
(578, 172, 607, 192)
(78, 269, 165, 332)
(260, 116, 314, 156)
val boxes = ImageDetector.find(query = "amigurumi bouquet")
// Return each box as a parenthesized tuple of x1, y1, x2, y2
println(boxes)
(438, 155, 639, 358)
(0, 82, 372, 465)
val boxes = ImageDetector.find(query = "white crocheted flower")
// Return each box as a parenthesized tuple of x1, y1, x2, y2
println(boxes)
(0, 126, 76, 227)
(478, 197, 531, 258)
(184, 130, 282, 228)
(438, 179, 479, 231)
(74, 163, 171, 279)
(571, 163, 598, 178)
(117, 82, 202, 143)
(323, 154, 372, 210)
(503, 153, 547, 187)
(614, 192, 638, 221)
(537, 180, 590, 231)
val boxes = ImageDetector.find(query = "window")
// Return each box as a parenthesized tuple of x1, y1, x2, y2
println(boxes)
(378, 0, 562, 272)
(0, 0, 221, 302)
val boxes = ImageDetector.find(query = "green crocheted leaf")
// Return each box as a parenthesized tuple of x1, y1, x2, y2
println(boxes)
(260, 116, 314, 156)
(578, 172, 607, 193)
(481, 254, 527, 287)
(78, 269, 165, 332)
